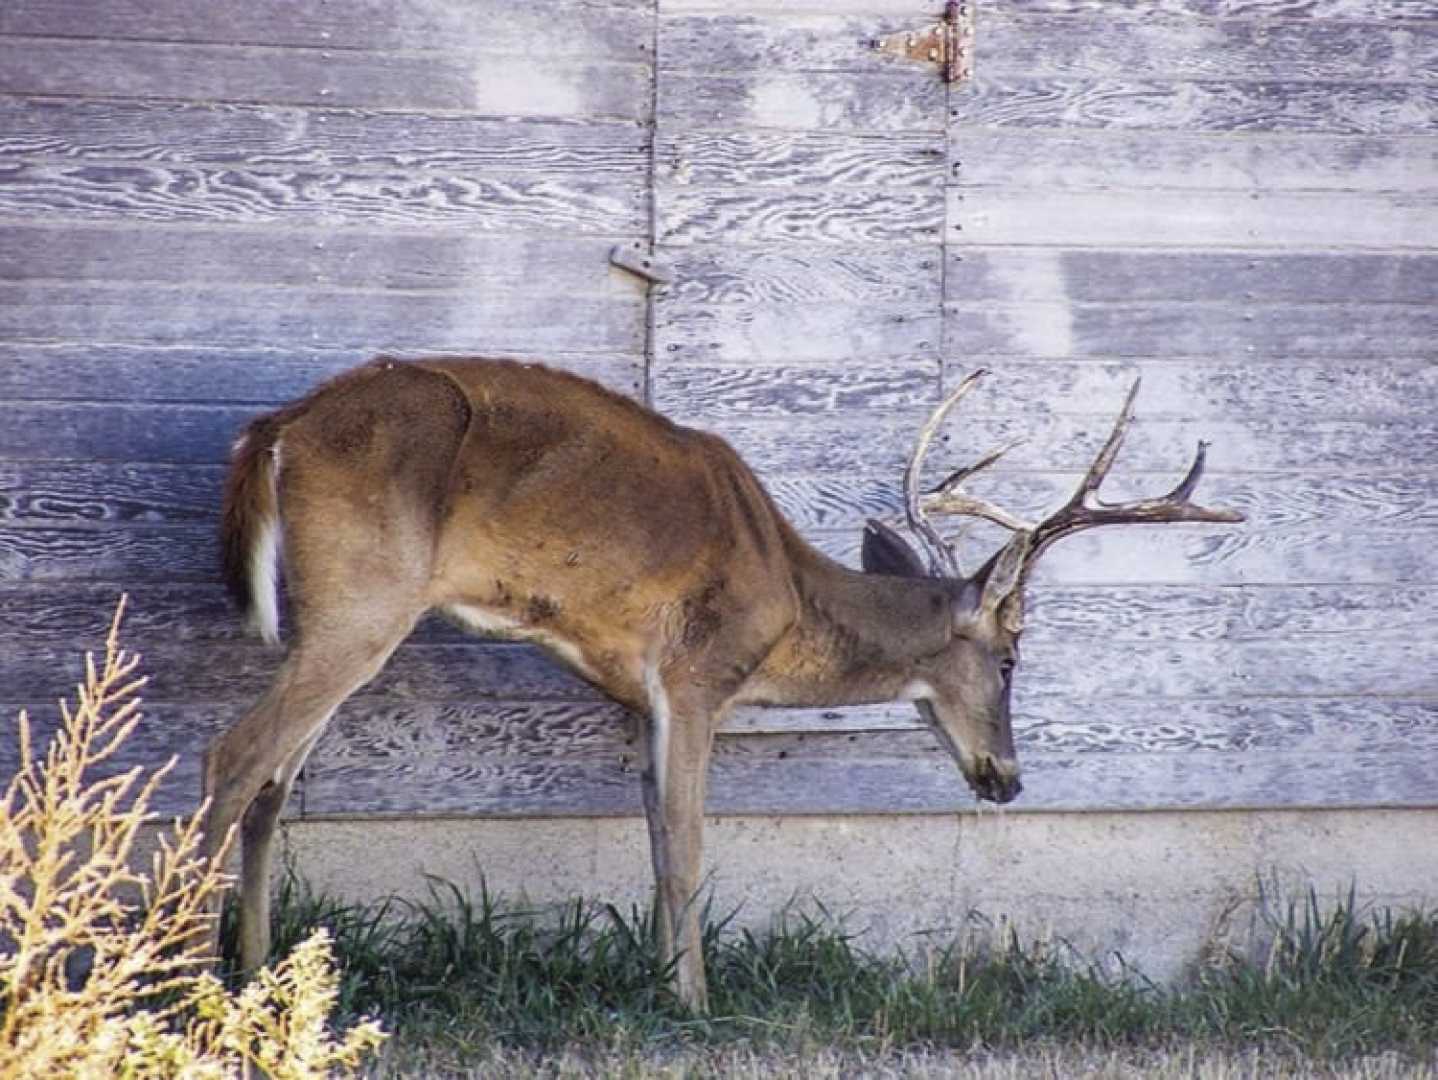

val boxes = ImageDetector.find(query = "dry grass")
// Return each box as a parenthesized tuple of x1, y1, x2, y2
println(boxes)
(0, 599, 386, 1077)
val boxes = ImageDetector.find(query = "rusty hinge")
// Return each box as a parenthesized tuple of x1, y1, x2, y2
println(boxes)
(872, 0, 975, 84)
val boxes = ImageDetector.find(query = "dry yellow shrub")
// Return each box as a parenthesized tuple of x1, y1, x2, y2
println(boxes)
(0, 600, 385, 1078)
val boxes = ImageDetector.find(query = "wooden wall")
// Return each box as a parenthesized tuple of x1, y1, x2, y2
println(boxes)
(1, 1, 1433, 818)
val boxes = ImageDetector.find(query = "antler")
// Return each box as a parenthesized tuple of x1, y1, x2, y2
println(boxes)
(900, 372, 1245, 582)
(1026, 377, 1245, 564)
(903, 370, 1031, 576)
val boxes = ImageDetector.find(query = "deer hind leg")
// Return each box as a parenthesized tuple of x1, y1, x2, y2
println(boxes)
(202, 617, 415, 971)
(639, 673, 720, 1013)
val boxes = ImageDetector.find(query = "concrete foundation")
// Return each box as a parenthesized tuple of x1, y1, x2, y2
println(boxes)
(281, 809, 1435, 981)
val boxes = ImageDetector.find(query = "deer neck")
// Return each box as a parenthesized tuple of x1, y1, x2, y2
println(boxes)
(744, 543, 954, 708)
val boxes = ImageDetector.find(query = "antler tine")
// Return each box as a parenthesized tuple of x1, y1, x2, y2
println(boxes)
(1029, 378, 1246, 561)
(1074, 376, 1142, 510)
(903, 369, 988, 576)
(922, 436, 1034, 533)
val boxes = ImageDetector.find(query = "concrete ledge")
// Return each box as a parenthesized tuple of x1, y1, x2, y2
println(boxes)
(280, 808, 1435, 981)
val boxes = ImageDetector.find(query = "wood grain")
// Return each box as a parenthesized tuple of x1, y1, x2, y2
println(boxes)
(947, 249, 1438, 304)
(996, 0, 1432, 20)
(651, 359, 939, 417)
(661, 72, 944, 133)
(0, 346, 643, 404)
(977, 14, 1437, 83)
(0, 283, 643, 355)
(0, 39, 649, 121)
(0, 0, 651, 56)
(659, 187, 944, 245)
(949, 188, 1437, 250)
(951, 76, 1437, 135)
(950, 129, 1436, 195)
(659, 358, 1436, 421)
(0, 163, 646, 236)
(662, 245, 942, 305)
(944, 298, 1437, 358)
(658, 130, 943, 188)
(655, 302, 940, 362)
(0, 98, 648, 178)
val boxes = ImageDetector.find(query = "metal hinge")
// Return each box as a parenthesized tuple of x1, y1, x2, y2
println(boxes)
(609, 241, 672, 286)
(872, 0, 975, 84)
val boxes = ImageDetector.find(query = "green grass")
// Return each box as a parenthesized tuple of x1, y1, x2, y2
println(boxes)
(226, 873, 1438, 1076)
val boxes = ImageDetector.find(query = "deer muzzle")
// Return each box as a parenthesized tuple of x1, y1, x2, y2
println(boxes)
(967, 754, 1022, 804)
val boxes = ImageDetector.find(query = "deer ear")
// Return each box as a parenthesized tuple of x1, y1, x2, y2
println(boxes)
(980, 533, 1031, 613)
(862, 519, 930, 578)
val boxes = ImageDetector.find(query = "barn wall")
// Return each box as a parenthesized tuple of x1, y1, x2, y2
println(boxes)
(1, 0, 1434, 833)
(0, 0, 653, 814)
(940, 0, 1438, 810)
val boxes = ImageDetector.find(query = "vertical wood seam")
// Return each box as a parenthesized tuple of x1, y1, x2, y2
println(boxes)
(642, 0, 662, 407)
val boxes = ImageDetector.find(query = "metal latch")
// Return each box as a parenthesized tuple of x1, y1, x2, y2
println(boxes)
(872, 0, 975, 84)
(609, 242, 673, 286)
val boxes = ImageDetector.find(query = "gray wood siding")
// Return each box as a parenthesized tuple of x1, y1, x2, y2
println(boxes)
(0, 0, 653, 817)
(945, 2, 1437, 812)
(1, 1, 1433, 819)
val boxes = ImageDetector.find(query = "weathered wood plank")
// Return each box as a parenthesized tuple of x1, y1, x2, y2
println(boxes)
(0, 98, 648, 178)
(0, 0, 651, 56)
(0, 405, 247, 465)
(945, 298, 1437, 358)
(658, 188, 944, 245)
(0, 346, 642, 404)
(657, 130, 943, 188)
(704, 412, 1438, 476)
(661, 11, 1438, 82)
(0, 527, 217, 583)
(998, 0, 1433, 21)
(0, 225, 635, 298)
(652, 360, 938, 417)
(0, 40, 648, 121)
(0, 704, 263, 819)
(946, 250, 1438, 305)
(659, 359, 1437, 420)
(950, 129, 1436, 195)
(951, 189, 1436, 249)
(976, 14, 1437, 83)
(817, 524, 1438, 588)
(661, 13, 952, 74)
(0, 464, 221, 525)
(663, 245, 942, 306)
(951, 77, 1437, 135)
(661, 72, 944, 133)
(655, 303, 940, 361)
(0, 642, 602, 705)
(0, 284, 643, 354)
(0, 163, 646, 236)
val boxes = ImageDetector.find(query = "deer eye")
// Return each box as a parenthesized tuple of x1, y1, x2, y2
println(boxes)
(999, 656, 1017, 682)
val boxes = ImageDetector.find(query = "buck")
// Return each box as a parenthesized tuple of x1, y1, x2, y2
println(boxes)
(205, 356, 1242, 1010)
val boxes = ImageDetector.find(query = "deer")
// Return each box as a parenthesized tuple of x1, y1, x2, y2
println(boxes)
(203, 356, 1242, 1011)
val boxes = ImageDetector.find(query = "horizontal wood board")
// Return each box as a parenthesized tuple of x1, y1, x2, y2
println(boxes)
(2, 0, 1435, 821)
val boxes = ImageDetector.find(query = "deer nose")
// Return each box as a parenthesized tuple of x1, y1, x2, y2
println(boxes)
(969, 755, 1022, 804)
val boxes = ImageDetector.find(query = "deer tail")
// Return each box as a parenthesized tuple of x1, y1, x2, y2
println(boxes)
(220, 417, 284, 645)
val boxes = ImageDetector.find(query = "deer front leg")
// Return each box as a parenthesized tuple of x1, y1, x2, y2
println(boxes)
(638, 682, 716, 1013)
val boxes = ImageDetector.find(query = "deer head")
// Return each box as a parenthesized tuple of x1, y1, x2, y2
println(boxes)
(862, 371, 1245, 804)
